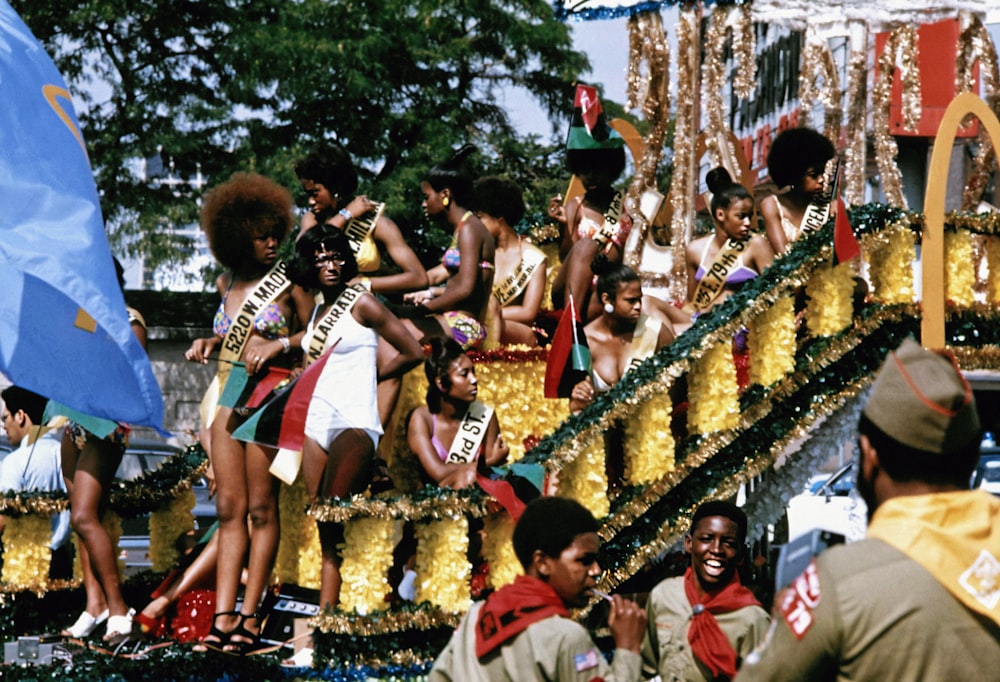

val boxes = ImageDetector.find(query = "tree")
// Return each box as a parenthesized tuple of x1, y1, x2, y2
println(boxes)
(15, 0, 591, 281)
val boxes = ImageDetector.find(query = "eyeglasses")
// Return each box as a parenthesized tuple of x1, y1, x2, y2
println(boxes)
(314, 255, 347, 268)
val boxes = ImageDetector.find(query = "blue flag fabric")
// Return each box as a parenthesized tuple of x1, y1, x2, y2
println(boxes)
(0, 2, 164, 431)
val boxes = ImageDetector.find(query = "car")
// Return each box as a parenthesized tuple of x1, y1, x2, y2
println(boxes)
(115, 439, 215, 576)
(785, 460, 868, 543)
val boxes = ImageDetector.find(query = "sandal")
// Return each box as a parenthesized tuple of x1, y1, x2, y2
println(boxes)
(223, 612, 266, 655)
(193, 610, 240, 652)
(103, 609, 136, 644)
(62, 608, 109, 638)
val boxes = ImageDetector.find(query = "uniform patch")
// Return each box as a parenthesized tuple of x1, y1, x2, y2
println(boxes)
(959, 549, 1000, 609)
(574, 648, 600, 672)
(780, 559, 821, 639)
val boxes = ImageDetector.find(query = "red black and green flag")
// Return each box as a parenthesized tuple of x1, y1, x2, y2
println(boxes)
(830, 163, 861, 265)
(218, 363, 292, 411)
(544, 295, 591, 399)
(231, 346, 336, 451)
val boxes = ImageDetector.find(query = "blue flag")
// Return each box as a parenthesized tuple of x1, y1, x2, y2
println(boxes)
(0, 2, 164, 431)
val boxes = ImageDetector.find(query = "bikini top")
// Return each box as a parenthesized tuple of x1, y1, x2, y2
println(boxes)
(430, 413, 483, 463)
(442, 219, 495, 275)
(355, 232, 381, 273)
(694, 239, 758, 287)
(213, 283, 289, 339)
(775, 199, 801, 245)
(576, 213, 632, 249)
(592, 369, 614, 393)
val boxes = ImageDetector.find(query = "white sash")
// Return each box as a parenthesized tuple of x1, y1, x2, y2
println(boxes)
(445, 400, 495, 464)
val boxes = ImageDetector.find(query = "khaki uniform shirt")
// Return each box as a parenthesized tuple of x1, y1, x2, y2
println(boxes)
(736, 540, 1000, 681)
(429, 601, 642, 682)
(642, 576, 770, 681)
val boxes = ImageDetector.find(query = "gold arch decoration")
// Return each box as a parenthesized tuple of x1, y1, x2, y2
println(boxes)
(798, 29, 843, 145)
(957, 13, 1000, 211)
(842, 20, 869, 206)
(923, 93, 1000, 349)
(872, 24, 921, 209)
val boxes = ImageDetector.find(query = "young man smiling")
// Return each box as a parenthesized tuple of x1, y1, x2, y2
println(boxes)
(642, 501, 769, 681)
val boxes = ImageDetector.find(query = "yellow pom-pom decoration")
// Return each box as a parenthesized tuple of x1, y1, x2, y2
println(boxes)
(749, 296, 797, 386)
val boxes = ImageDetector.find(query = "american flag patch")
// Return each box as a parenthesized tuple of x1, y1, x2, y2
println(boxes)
(574, 648, 600, 672)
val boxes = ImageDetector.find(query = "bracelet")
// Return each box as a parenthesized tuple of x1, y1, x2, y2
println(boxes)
(360, 276, 372, 292)
(278, 336, 291, 354)
(338, 208, 353, 221)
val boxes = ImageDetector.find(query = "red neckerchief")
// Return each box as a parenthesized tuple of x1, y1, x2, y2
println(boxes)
(475, 575, 568, 658)
(683, 566, 761, 680)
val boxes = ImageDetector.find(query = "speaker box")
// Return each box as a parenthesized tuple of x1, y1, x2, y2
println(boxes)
(260, 584, 321, 648)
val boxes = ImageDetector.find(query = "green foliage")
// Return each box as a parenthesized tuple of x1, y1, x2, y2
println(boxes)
(14, 0, 590, 281)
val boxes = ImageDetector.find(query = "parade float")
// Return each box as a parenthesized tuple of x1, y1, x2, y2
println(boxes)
(3, 1, 1000, 679)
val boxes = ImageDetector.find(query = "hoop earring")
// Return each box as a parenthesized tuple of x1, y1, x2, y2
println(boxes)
(442, 196, 450, 207)
(603, 303, 614, 314)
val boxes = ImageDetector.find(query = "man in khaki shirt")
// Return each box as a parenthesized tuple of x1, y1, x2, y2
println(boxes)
(430, 496, 646, 681)
(737, 338, 1000, 680)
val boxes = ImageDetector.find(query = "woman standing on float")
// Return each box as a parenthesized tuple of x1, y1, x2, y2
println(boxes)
(286, 225, 423, 609)
(185, 172, 312, 653)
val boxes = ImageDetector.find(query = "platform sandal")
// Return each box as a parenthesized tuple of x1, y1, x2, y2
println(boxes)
(224, 612, 266, 655)
(193, 610, 240, 652)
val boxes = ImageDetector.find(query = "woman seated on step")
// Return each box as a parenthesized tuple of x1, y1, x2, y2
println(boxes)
(407, 338, 509, 490)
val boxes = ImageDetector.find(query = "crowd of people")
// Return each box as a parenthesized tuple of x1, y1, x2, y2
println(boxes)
(2, 81, 996, 679)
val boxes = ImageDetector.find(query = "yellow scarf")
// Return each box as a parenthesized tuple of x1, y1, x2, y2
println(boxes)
(867, 490, 1000, 624)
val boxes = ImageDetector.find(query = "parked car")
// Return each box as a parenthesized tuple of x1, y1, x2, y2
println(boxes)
(785, 461, 867, 543)
(115, 439, 215, 576)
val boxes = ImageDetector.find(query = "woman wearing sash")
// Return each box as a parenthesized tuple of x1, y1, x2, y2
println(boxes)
(295, 144, 429, 295)
(685, 168, 774, 313)
(550, 85, 632, 323)
(408, 337, 509, 490)
(759, 127, 836, 256)
(184, 172, 312, 653)
(471, 176, 547, 347)
(568, 257, 676, 486)
(287, 225, 423, 610)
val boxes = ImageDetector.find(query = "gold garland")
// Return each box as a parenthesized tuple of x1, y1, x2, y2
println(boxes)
(308, 491, 490, 525)
(701, 5, 754, 174)
(957, 13, 1000, 210)
(687, 340, 739, 434)
(1, 515, 52, 592)
(862, 220, 916, 304)
(843, 21, 869, 205)
(666, 7, 699, 302)
(805, 262, 855, 337)
(749, 296, 796, 386)
(556, 435, 610, 519)
(338, 518, 399, 615)
(624, 387, 674, 485)
(986, 236, 1000, 304)
(310, 604, 462, 635)
(945, 228, 977, 306)
(414, 517, 471, 613)
(483, 512, 520, 590)
(872, 25, 920, 209)
(798, 27, 842, 143)
(276, 476, 322, 589)
(148, 487, 195, 572)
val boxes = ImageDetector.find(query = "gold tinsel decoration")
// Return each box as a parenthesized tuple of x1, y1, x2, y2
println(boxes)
(799, 26, 843, 143)
(749, 296, 797, 386)
(482, 512, 520, 590)
(701, 5, 755, 175)
(986, 236, 1000, 304)
(1, 515, 52, 592)
(148, 487, 195, 573)
(557, 435, 610, 519)
(957, 13, 1000, 211)
(687, 340, 740, 434)
(624, 388, 674, 485)
(338, 518, 399, 615)
(310, 604, 462, 635)
(945, 228, 977, 306)
(276, 476, 322, 589)
(843, 21, 869, 206)
(872, 25, 921, 209)
(805, 262, 855, 337)
(862, 220, 916, 304)
(414, 516, 471, 613)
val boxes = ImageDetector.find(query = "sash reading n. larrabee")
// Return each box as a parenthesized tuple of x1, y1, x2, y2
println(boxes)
(446, 400, 495, 465)
(305, 284, 366, 365)
(591, 190, 624, 249)
(690, 238, 749, 313)
(199, 260, 290, 429)
(493, 244, 546, 308)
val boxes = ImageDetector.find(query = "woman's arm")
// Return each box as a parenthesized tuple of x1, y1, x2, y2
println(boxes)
(685, 240, 702, 303)
(357, 294, 424, 381)
(482, 412, 509, 467)
(501, 261, 547, 324)
(369, 215, 430, 294)
(750, 234, 776, 274)
(423, 221, 485, 314)
(759, 195, 788, 256)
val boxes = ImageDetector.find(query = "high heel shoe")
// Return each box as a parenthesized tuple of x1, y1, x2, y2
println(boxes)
(103, 609, 135, 644)
(135, 611, 167, 638)
(62, 609, 109, 638)
(223, 612, 266, 655)
(193, 610, 240, 652)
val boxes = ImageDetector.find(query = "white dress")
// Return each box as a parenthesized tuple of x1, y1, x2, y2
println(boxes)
(301, 299, 382, 449)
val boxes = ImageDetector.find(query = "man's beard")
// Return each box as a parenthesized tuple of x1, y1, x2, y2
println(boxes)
(856, 466, 877, 522)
